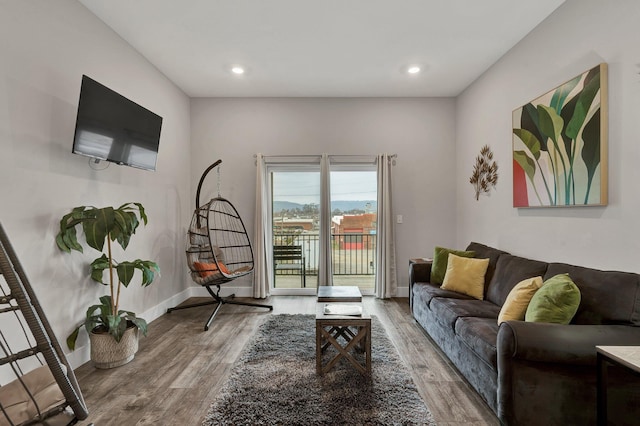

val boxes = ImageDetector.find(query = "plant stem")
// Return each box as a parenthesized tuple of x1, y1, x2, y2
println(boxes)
(107, 236, 116, 317)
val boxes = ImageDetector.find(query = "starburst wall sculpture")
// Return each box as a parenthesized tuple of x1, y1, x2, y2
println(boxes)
(470, 145, 498, 200)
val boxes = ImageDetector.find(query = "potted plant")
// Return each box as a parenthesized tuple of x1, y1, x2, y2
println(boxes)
(56, 203, 160, 368)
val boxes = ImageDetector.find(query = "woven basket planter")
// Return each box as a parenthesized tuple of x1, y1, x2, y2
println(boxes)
(89, 325, 139, 369)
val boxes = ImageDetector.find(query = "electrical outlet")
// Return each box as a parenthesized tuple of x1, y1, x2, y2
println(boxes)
(396, 214, 403, 224)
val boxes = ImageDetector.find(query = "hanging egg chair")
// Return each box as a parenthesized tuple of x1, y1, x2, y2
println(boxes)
(167, 160, 272, 330)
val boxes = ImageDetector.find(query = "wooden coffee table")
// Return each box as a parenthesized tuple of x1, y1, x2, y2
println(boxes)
(315, 302, 371, 376)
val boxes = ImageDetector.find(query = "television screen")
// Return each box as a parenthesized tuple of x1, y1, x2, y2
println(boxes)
(72, 75, 162, 171)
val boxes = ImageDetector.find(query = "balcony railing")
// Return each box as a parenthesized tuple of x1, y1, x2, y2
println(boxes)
(273, 233, 376, 276)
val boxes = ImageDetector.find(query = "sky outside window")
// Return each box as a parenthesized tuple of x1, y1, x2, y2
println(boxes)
(273, 171, 376, 204)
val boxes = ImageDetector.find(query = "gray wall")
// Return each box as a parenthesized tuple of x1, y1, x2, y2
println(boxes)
(190, 98, 457, 295)
(0, 0, 192, 368)
(456, 0, 640, 271)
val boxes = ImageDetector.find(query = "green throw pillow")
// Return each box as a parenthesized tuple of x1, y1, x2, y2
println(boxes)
(430, 246, 475, 285)
(525, 274, 581, 324)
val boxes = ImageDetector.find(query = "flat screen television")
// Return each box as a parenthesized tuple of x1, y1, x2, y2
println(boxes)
(72, 75, 162, 171)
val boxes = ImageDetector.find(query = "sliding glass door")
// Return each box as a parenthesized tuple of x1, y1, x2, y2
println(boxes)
(269, 161, 377, 295)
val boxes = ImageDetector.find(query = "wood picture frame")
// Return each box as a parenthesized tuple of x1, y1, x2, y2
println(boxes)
(512, 63, 608, 207)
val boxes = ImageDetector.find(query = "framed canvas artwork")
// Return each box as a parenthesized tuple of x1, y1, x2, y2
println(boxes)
(512, 63, 608, 207)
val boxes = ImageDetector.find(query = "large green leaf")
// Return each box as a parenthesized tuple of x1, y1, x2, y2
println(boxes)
(550, 75, 581, 114)
(90, 254, 111, 284)
(566, 67, 601, 140)
(133, 202, 148, 226)
(513, 129, 542, 160)
(581, 109, 601, 203)
(513, 151, 537, 181)
(520, 103, 547, 152)
(537, 105, 564, 146)
(560, 94, 580, 158)
(83, 207, 115, 251)
(66, 327, 80, 350)
(124, 313, 148, 336)
(116, 262, 136, 287)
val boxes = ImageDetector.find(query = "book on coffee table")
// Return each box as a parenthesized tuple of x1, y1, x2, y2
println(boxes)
(323, 303, 363, 316)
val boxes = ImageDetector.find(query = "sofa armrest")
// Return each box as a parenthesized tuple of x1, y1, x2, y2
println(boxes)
(409, 260, 432, 284)
(498, 321, 640, 366)
(409, 260, 432, 311)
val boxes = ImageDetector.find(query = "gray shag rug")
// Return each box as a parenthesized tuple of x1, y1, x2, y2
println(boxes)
(203, 314, 435, 425)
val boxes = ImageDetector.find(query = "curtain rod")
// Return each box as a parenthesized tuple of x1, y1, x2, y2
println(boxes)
(253, 154, 397, 159)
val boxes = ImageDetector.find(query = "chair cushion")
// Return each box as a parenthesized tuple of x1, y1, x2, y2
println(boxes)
(0, 365, 66, 426)
(194, 261, 229, 277)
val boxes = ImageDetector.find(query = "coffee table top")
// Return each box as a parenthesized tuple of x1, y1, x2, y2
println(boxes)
(317, 286, 362, 302)
(316, 302, 370, 320)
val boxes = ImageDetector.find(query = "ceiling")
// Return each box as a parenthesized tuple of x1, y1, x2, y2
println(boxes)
(79, 0, 565, 98)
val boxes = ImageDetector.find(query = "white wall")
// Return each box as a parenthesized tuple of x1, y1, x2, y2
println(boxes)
(455, 0, 640, 271)
(0, 1, 192, 368)
(190, 98, 457, 295)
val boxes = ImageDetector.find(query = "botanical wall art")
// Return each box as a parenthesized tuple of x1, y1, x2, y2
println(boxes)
(512, 63, 608, 207)
(470, 145, 498, 200)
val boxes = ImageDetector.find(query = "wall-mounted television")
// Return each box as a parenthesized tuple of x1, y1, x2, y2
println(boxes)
(72, 75, 163, 171)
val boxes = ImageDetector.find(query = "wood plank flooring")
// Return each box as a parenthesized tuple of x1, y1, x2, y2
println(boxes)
(74, 296, 499, 425)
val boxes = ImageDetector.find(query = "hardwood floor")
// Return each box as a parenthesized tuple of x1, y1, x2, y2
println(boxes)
(74, 296, 499, 425)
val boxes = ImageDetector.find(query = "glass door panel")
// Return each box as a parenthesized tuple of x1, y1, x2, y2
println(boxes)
(271, 171, 319, 290)
(330, 170, 377, 294)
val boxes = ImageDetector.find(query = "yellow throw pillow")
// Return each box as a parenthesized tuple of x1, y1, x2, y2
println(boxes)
(498, 276, 544, 325)
(441, 253, 490, 300)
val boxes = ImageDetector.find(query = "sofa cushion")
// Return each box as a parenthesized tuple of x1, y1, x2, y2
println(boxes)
(431, 246, 475, 285)
(498, 276, 544, 324)
(486, 254, 549, 307)
(412, 282, 474, 308)
(441, 254, 490, 300)
(465, 242, 510, 295)
(455, 317, 499, 369)
(430, 298, 501, 329)
(525, 274, 581, 324)
(545, 263, 640, 325)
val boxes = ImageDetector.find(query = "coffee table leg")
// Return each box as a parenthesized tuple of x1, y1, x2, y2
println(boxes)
(316, 321, 322, 375)
(365, 323, 371, 374)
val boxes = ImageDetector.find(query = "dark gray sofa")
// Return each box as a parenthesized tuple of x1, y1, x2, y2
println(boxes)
(409, 242, 640, 425)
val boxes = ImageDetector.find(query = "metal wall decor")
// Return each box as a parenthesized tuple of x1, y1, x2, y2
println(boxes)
(470, 145, 498, 200)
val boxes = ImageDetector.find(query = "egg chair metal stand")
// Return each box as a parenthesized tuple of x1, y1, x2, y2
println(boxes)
(167, 160, 272, 331)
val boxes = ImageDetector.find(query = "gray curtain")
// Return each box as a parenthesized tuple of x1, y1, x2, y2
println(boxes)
(318, 153, 333, 287)
(253, 153, 271, 298)
(375, 153, 397, 298)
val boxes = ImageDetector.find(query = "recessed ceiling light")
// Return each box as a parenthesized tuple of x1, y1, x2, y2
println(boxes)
(231, 66, 245, 75)
(407, 66, 421, 74)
